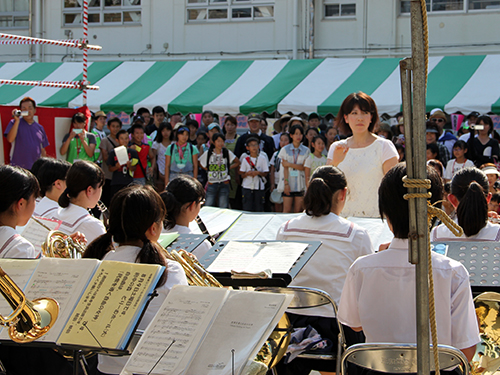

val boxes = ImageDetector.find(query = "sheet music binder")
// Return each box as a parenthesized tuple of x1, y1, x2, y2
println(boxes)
(433, 241, 500, 293)
(164, 233, 209, 254)
(199, 240, 321, 287)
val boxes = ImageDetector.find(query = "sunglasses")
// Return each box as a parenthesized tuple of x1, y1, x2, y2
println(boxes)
(431, 118, 445, 123)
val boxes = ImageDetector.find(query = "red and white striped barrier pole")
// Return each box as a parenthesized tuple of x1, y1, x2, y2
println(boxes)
(82, 0, 89, 105)
(0, 79, 99, 90)
(0, 33, 101, 50)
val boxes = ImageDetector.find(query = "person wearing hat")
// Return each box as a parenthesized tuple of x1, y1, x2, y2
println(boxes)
(429, 109, 457, 155)
(234, 112, 275, 161)
(480, 163, 500, 194)
(272, 114, 292, 149)
(376, 121, 393, 140)
(426, 122, 450, 166)
(60, 112, 97, 164)
(91, 110, 107, 165)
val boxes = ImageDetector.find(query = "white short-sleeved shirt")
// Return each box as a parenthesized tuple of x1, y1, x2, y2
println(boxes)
(443, 158, 475, 180)
(277, 144, 309, 193)
(0, 226, 39, 258)
(98, 245, 188, 374)
(198, 149, 236, 183)
(162, 224, 212, 259)
(270, 151, 281, 187)
(152, 141, 170, 176)
(327, 137, 398, 217)
(33, 196, 59, 218)
(304, 153, 328, 175)
(431, 221, 500, 242)
(277, 213, 374, 317)
(240, 154, 269, 190)
(338, 238, 480, 349)
(44, 203, 106, 244)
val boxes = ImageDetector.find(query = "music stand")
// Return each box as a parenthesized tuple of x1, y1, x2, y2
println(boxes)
(165, 234, 209, 254)
(433, 241, 500, 294)
(199, 240, 321, 287)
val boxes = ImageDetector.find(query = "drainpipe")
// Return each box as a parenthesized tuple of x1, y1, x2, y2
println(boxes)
(35, 0, 42, 62)
(308, 0, 314, 59)
(292, 0, 299, 59)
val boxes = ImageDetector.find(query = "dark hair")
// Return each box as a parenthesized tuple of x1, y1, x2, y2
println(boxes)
(107, 117, 122, 128)
(223, 116, 237, 135)
(477, 115, 494, 134)
(260, 118, 268, 127)
(59, 161, 104, 208)
(186, 119, 199, 130)
(427, 159, 444, 178)
(38, 158, 71, 197)
(116, 129, 129, 139)
(395, 143, 405, 161)
(310, 135, 326, 154)
(304, 166, 347, 217)
(336, 92, 379, 135)
(83, 185, 168, 287)
(279, 132, 292, 148)
(161, 176, 205, 230)
(130, 123, 145, 135)
(154, 121, 173, 143)
(211, 132, 225, 145)
(136, 107, 150, 116)
(426, 143, 439, 159)
(289, 124, 305, 137)
(453, 140, 467, 151)
(30, 157, 52, 180)
(197, 131, 209, 142)
(491, 193, 500, 203)
(304, 127, 320, 148)
(152, 106, 166, 115)
(202, 110, 214, 118)
(245, 136, 260, 146)
(72, 112, 86, 124)
(20, 96, 36, 108)
(451, 167, 489, 237)
(175, 126, 189, 141)
(379, 163, 443, 239)
(0, 165, 39, 213)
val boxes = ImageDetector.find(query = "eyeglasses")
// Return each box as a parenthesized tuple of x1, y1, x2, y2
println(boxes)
(198, 199, 205, 207)
(431, 118, 445, 123)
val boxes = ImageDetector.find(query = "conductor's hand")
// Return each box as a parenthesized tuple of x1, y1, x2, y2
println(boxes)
(332, 144, 349, 166)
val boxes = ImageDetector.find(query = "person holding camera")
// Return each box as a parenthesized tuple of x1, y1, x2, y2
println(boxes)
(3, 96, 49, 170)
(467, 115, 500, 168)
(60, 112, 96, 164)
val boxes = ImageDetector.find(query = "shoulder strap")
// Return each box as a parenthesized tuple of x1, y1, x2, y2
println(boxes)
(223, 147, 229, 162)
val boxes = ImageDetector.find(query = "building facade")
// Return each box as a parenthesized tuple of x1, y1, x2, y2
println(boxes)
(0, 0, 498, 63)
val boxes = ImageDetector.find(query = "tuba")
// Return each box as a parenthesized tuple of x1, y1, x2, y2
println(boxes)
(0, 267, 59, 343)
(41, 230, 86, 259)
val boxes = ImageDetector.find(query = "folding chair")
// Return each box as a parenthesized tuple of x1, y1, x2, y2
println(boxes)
(255, 286, 345, 375)
(341, 343, 469, 375)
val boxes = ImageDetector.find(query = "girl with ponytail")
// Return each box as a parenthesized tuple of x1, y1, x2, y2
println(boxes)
(275, 165, 374, 374)
(431, 167, 500, 241)
(83, 185, 188, 375)
(160, 175, 211, 258)
(43, 160, 105, 243)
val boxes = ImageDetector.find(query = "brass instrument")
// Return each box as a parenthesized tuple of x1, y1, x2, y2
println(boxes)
(95, 200, 110, 227)
(168, 249, 222, 287)
(41, 230, 86, 258)
(0, 267, 59, 343)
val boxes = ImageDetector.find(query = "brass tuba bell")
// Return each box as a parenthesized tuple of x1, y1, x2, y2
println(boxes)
(41, 230, 86, 258)
(0, 267, 59, 343)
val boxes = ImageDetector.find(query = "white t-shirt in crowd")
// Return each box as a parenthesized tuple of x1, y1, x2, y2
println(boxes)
(0, 226, 38, 258)
(97, 245, 188, 374)
(304, 153, 328, 175)
(338, 238, 480, 349)
(443, 158, 475, 180)
(198, 148, 236, 183)
(152, 141, 170, 176)
(240, 154, 269, 190)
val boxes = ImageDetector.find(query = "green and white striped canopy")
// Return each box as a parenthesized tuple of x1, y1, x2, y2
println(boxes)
(0, 55, 498, 116)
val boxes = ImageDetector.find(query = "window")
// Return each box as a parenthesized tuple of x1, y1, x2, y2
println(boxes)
(400, 0, 500, 13)
(63, 0, 141, 26)
(323, 1, 356, 18)
(186, 0, 274, 22)
(0, 0, 29, 29)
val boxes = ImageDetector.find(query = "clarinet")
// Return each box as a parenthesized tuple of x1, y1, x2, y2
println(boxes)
(195, 215, 216, 246)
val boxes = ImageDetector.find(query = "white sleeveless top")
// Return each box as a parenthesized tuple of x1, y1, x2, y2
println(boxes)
(328, 137, 398, 218)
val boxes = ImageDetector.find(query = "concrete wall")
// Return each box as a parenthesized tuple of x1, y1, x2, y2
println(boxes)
(0, 0, 498, 63)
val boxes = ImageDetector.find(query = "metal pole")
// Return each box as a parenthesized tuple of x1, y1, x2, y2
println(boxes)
(292, 0, 299, 59)
(404, 2, 430, 375)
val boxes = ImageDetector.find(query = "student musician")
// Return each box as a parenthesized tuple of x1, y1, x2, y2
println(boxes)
(33, 158, 71, 217)
(160, 175, 211, 258)
(44, 160, 105, 243)
(83, 185, 188, 374)
(275, 165, 374, 375)
(338, 164, 479, 364)
(431, 167, 500, 241)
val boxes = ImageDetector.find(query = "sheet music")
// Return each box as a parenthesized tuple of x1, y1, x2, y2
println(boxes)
(206, 241, 307, 274)
(121, 286, 228, 375)
(21, 217, 61, 255)
(58, 261, 163, 350)
(347, 217, 393, 250)
(0, 259, 40, 335)
(219, 213, 299, 241)
(22, 258, 101, 343)
(185, 290, 288, 375)
(197, 207, 242, 236)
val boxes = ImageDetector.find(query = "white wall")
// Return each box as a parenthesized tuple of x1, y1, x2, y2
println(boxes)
(0, 0, 498, 63)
